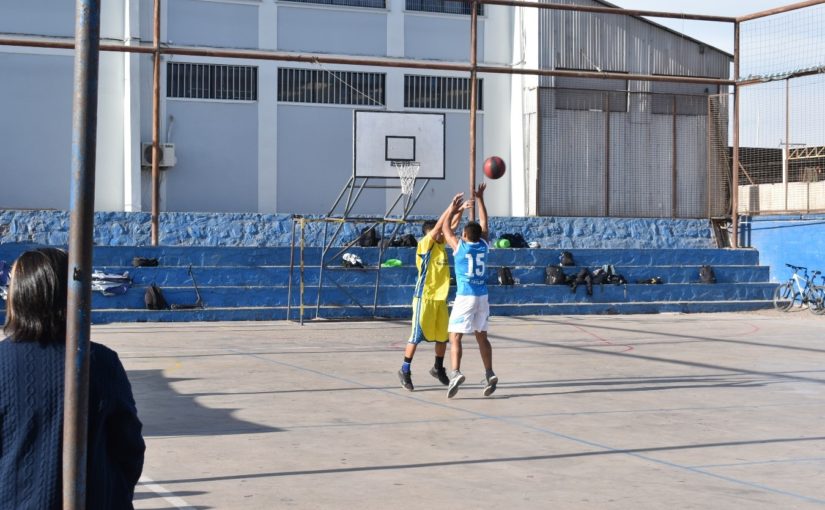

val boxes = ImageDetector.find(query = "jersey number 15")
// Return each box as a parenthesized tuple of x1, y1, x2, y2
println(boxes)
(464, 253, 486, 277)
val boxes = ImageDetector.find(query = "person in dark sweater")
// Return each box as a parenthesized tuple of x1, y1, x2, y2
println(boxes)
(0, 248, 145, 509)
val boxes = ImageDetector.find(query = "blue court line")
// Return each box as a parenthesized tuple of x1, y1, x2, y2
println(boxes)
(692, 457, 825, 469)
(227, 347, 825, 506)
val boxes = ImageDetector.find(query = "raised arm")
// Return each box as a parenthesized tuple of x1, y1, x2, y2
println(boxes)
(441, 193, 468, 251)
(429, 192, 462, 243)
(474, 183, 489, 241)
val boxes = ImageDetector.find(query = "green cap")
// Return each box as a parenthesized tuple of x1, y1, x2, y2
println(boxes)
(381, 258, 402, 268)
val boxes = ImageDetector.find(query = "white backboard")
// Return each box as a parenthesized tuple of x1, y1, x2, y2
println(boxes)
(354, 111, 445, 179)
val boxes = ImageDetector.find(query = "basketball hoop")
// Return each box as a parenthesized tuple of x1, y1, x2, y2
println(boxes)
(392, 161, 420, 196)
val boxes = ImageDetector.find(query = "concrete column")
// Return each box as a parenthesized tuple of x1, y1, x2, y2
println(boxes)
(258, 0, 279, 212)
(387, 0, 404, 58)
(123, 0, 142, 211)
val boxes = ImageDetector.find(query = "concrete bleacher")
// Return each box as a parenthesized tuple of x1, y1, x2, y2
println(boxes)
(0, 243, 776, 324)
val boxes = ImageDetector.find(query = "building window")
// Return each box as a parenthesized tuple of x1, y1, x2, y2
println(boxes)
(651, 81, 713, 116)
(277, 68, 385, 106)
(405, 0, 483, 15)
(282, 0, 386, 8)
(554, 76, 627, 113)
(167, 63, 258, 101)
(404, 75, 483, 110)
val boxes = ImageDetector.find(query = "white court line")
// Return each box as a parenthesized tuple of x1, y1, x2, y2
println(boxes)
(138, 476, 195, 510)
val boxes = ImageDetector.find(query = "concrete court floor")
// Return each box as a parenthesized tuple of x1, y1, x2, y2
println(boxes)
(97, 311, 825, 510)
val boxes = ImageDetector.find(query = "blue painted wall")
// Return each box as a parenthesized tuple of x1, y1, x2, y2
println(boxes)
(739, 215, 825, 283)
(0, 210, 715, 249)
(277, 6, 388, 56)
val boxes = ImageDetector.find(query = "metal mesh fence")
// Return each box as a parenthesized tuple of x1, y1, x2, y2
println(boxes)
(735, 5, 825, 215)
(538, 87, 720, 218)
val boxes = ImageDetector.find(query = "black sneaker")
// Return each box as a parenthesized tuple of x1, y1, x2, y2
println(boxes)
(429, 366, 450, 386)
(447, 370, 465, 399)
(482, 374, 498, 397)
(398, 369, 414, 391)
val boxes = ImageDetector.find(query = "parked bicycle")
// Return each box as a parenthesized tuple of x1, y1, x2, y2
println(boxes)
(773, 264, 825, 314)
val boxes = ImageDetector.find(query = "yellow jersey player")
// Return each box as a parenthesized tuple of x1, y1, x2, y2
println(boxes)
(398, 193, 469, 391)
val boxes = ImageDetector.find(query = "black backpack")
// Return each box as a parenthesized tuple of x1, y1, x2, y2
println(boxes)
(560, 251, 574, 266)
(132, 256, 159, 267)
(500, 233, 527, 248)
(570, 268, 593, 296)
(399, 234, 417, 247)
(545, 266, 566, 285)
(699, 265, 716, 284)
(357, 226, 379, 247)
(144, 283, 169, 310)
(498, 267, 515, 285)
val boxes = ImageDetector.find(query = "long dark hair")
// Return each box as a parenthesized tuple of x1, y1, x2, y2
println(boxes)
(3, 248, 68, 343)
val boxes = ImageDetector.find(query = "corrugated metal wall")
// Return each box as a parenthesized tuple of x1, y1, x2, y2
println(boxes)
(537, 0, 731, 218)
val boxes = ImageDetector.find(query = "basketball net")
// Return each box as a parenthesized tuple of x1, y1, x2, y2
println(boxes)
(393, 161, 420, 196)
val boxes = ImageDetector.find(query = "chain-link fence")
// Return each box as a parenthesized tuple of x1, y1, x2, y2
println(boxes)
(538, 87, 723, 218)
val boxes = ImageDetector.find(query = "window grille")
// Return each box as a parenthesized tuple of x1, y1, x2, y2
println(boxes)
(277, 68, 385, 106)
(405, 0, 483, 15)
(554, 76, 627, 112)
(282, 0, 385, 7)
(167, 62, 258, 101)
(404, 75, 483, 110)
(651, 81, 714, 116)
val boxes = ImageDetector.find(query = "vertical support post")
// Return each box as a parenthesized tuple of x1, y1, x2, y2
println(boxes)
(64, 1, 101, 508)
(784, 78, 790, 211)
(731, 22, 740, 248)
(299, 217, 305, 326)
(468, 0, 478, 220)
(707, 96, 712, 218)
(150, 0, 161, 246)
(604, 92, 610, 216)
(287, 216, 297, 321)
(672, 95, 678, 218)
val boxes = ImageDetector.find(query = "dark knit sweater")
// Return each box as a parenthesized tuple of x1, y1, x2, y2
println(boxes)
(0, 339, 145, 509)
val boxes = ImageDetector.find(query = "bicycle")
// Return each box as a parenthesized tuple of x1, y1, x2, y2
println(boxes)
(773, 264, 825, 314)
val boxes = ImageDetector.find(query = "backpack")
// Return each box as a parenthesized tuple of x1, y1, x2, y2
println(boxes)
(498, 267, 515, 285)
(699, 265, 716, 284)
(144, 283, 169, 310)
(590, 267, 608, 285)
(570, 268, 593, 296)
(545, 265, 566, 285)
(132, 256, 159, 267)
(500, 233, 527, 248)
(560, 251, 574, 266)
(357, 226, 379, 247)
(399, 234, 417, 247)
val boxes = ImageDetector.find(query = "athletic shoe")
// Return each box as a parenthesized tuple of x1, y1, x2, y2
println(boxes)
(447, 370, 465, 399)
(429, 366, 450, 386)
(398, 369, 414, 391)
(482, 374, 498, 397)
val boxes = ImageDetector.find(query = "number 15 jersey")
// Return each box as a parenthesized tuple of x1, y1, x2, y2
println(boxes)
(453, 238, 490, 297)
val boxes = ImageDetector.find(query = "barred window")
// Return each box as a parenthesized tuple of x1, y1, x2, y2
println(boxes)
(554, 76, 627, 113)
(406, 0, 483, 15)
(167, 63, 258, 101)
(277, 68, 385, 106)
(282, 0, 385, 7)
(404, 75, 483, 110)
(651, 81, 712, 116)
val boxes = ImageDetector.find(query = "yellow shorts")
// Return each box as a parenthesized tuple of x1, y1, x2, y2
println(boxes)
(409, 297, 449, 344)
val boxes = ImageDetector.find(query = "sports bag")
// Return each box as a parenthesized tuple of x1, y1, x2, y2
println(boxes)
(560, 251, 574, 266)
(144, 283, 169, 310)
(699, 265, 716, 283)
(545, 266, 566, 285)
(357, 226, 379, 247)
(498, 267, 515, 285)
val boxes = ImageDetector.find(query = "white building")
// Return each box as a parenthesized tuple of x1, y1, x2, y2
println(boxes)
(0, 0, 730, 218)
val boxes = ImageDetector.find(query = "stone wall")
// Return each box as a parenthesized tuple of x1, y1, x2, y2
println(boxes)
(0, 210, 716, 249)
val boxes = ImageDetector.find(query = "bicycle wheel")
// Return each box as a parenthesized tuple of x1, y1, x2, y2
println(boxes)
(773, 282, 797, 311)
(808, 286, 825, 315)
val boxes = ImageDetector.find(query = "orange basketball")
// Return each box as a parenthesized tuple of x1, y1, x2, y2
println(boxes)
(483, 156, 506, 179)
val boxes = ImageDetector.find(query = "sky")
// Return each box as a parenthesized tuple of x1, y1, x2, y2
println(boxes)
(611, 1, 797, 53)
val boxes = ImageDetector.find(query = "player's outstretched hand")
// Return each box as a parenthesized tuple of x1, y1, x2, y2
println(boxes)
(474, 183, 486, 199)
(459, 199, 474, 211)
(450, 192, 464, 210)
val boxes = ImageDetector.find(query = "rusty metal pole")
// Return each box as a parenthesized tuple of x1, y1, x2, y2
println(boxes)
(469, 0, 478, 220)
(672, 95, 678, 218)
(64, 0, 101, 508)
(731, 22, 740, 248)
(151, 0, 161, 246)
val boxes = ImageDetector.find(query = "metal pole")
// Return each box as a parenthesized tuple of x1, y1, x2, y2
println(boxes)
(738, 0, 825, 22)
(151, 0, 161, 246)
(731, 22, 740, 248)
(64, 0, 101, 508)
(287, 217, 297, 321)
(672, 95, 678, 218)
(469, 0, 479, 221)
(784, 78, 790, 211)
(604, 92, 610, 216)
(299, 218, 305, 326)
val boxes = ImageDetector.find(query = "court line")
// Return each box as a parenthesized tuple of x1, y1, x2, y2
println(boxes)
(228, 347, 825, 506)
(138, 475, 196, 509)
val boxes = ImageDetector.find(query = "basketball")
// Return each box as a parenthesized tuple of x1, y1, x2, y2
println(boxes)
(484, 156, 506, 179)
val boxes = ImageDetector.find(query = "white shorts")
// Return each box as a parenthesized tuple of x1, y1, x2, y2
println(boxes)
(448, 294, 490, 334)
